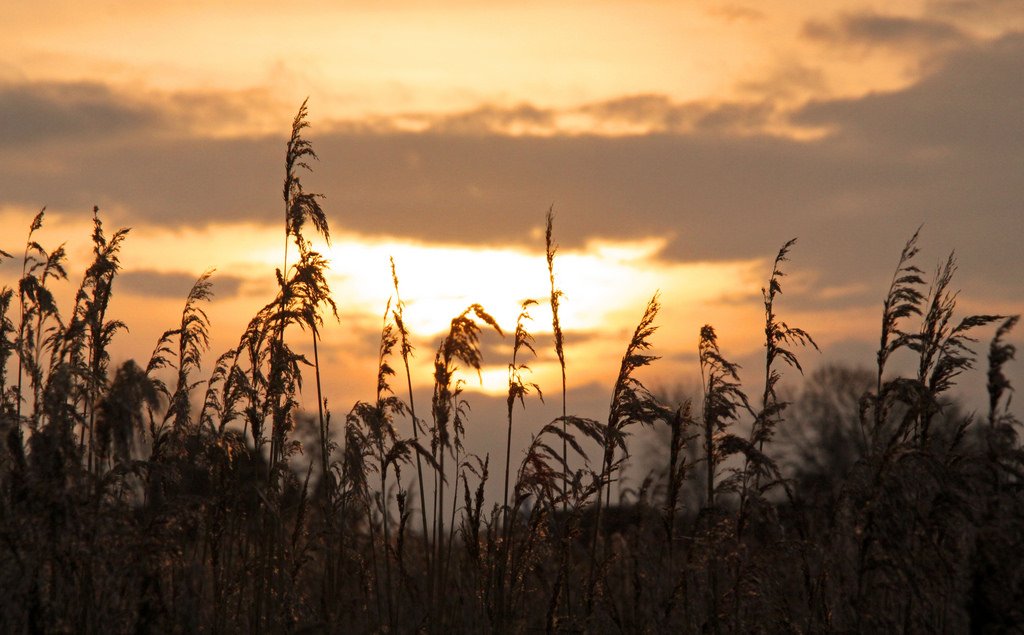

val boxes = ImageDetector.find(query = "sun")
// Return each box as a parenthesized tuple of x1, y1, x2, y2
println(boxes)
(321, 232, 766, 396)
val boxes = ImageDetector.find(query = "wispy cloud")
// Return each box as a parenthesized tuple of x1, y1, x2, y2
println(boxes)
(317, 94, 788, 137)
(707, 4, 765, 23)
(926, 0, 1024, 24)
(803, 12, 970, 50)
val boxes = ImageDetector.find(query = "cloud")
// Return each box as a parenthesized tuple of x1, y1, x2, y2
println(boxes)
(736, 64, 828, 101)
(0, 81, 163, 147)
(802, 12, 969, 50)
(795, 33, 1023, 153)
(324, 94, 784, 137)
(926, 0, 1024, 22)
(118, 269, 244, 299)
(574, 94, 776, 135)
(0, 80, 290, 149)
(0, 76, 789, 149)
(426, 103, 556, 136)
(0, 33, 1020, 311)
(575, 94, 683, 129)
(707, 4, 764, 23)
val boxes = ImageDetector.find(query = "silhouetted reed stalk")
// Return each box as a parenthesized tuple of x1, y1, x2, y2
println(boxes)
(213, 99, 333, 631)
(279, 97, 330, 472)
(428, 305, 501, 629)
(751, 239, 816, 462)
(0, 268, 15, 418)
(0, 250, 16, 459)
(545, 209, 567, 505)
(14, 209, 44, 429)
(984, 315, 1020, 481)
(390, 258, 432, 569)
(586, 294, 665, 616)
(166, 271, 214, 430)
(910, 254, 1000, 445)
(697, 324, 749, 510)
(290, 248, 337, 469)
(506, 419, 583, 620)
(15, 210, 67, 430)
(281, 99, 328, 299)
(663, 401, 693, 553)
(697, 323, 749, 634)
(729, 239, 816, 631)
(870, 227, 925, 445)
(503, 300, 540, 530)
(987, 316, 1018, 430)
(345, 299, 413, 631)
(544, 208, 578, 626)
(848, 230, 1002, 632)
(497, 299, 540, 626)
(849, 229, 929, 630)
(748, 253, 807, 473)
(61, 208, 129, 472)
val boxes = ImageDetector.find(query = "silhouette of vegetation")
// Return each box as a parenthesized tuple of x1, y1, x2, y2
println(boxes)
(0, 103, 1020, 633)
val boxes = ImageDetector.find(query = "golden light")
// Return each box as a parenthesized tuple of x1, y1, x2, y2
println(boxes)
(0, 0, 970, 139)
(0, 207, 776, 404)
(322, 233, 768, 396)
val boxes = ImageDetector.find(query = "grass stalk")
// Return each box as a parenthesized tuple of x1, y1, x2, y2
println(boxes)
(390, 259, 432, 572)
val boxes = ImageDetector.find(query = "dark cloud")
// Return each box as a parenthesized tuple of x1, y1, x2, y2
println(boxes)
(926, 0, 1024, 21)
(0, 81, 276, 150)
(118, 269, 244, 299)
(321, 95, 783, 137)
(0, 81, 163, 147)
(0, 133, 281, 226)
(427, 103, 556, 135)
(789, 35, 1023, 295)
(693, 101, 775, 134)
(803, 12, 969, 49)
(576, 94, 775, 134)
(795, 33, 1023, 152)
(0, 33, 1020, 312)
(576, 93, 681, 126)
(737, 64, 828, 100)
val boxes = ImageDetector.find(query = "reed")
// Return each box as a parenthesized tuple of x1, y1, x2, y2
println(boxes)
(0, 102, 1018, 634)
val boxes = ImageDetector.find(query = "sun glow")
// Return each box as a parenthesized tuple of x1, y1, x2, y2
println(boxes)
(0, 207, 777, 403)
(322, 233, 766, 396)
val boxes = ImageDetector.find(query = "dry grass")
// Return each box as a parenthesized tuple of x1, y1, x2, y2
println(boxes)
(0, 103, 1020, 634)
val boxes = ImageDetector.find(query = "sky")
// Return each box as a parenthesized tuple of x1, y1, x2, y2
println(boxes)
(1, 0, 1021, 471)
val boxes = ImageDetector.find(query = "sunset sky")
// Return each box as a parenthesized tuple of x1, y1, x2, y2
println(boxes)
(1, 0, 1021, 464)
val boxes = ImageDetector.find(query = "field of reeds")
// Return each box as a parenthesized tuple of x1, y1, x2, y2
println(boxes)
(0, 103, 1021, 634)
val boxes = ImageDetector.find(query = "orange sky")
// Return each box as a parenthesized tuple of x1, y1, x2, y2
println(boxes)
(7, 1, 1018, 132)
(1, 0, 1021, 442)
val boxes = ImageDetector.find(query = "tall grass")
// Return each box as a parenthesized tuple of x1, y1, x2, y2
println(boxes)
(0, 102, 1020, 634)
